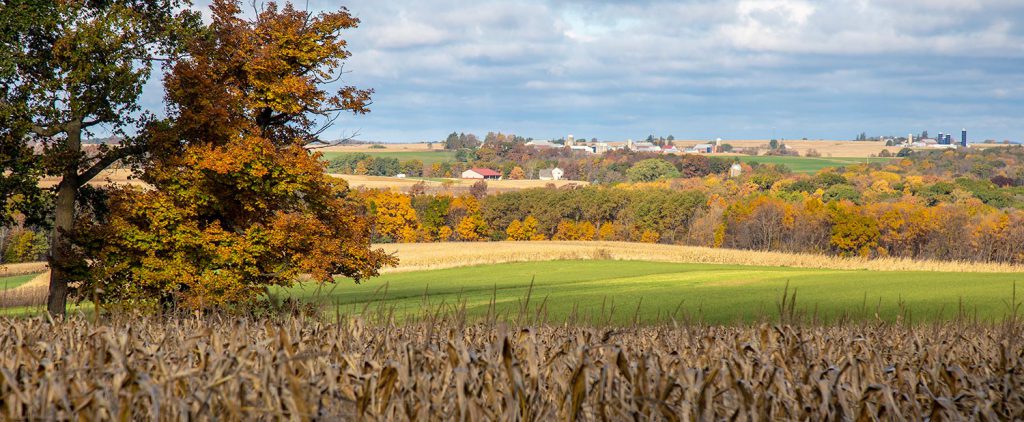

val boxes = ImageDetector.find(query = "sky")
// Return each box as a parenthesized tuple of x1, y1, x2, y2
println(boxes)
(162, 0, 1024, 143)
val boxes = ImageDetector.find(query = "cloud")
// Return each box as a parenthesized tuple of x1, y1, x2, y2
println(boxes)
(142, 0, 1024, 142)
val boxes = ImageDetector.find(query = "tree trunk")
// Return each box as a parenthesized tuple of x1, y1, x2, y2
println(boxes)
(46, 121, 81, 317)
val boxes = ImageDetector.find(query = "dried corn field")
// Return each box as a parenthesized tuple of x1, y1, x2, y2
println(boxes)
(1, 314, 1022, 420)
(382, 241, 1024, 274)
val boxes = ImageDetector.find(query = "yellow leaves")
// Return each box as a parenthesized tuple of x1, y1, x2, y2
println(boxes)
(368, 191, 419, 243)
(506, 216, 546, 241)
(456, 215, 488, 241)
(597, 222, 617, 241)
(506, 220, 523, 239)
(869, 171, 901, 185)
(438, 226, 453, 241)
(639, 230, 660, 244)
(450, 195, 480, 216)
(552, 220, 596, 241)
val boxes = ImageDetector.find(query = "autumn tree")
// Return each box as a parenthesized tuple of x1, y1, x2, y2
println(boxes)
(368, 191, 419, 242)
(553, 220, 596, 241)
(509, 166, 526, 180)
(456, 215, 488, 241)
(597, 222, 618, 241)
(506, 216, 544, 241)
(828, 201, 880, 257)
(627, 159, 680, 182)
(0, 0, 199, 315)
(80, 0, 393, 309)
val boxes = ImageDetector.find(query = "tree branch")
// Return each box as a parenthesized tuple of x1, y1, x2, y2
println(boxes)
(76, 144, 145, 187)
(30, 124, 63, 137)
(81, 119, 103, 129)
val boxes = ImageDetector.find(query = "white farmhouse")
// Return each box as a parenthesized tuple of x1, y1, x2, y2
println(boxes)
(538, 167, 564, 181)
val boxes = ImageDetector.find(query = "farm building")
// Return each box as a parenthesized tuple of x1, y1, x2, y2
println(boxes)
(627, 140, 661, 153)
(538, 167, 564, 181)
(525, 139, 557, 148)
(461, 168, 502, 180)
(687, 143, 714, 153)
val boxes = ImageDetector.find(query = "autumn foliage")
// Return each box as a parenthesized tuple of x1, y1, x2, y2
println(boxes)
(79, 0, 393, 309)
(354, 154, 1024, 265)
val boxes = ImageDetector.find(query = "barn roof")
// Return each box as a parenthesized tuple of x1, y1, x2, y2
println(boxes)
(469, 168, 501, 176)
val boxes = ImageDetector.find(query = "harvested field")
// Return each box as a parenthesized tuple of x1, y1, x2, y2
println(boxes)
(37, 169, 144, 188)
(380, 241, 1024, 274)
(671, 139, 897, 157)
(320, 150, 457, 166)
(0, 315, 1020, 419)
(0, 261, 48, 277)
(319, 142, 434, 152)
(332, 174, 587, 194)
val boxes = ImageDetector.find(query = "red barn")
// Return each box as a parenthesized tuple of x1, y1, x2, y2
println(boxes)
(461, 168, 502, 180)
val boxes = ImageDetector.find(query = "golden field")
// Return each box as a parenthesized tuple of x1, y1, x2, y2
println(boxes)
(37, 169, 144, 189)
(319, 142, 434, 152)
(669, 139, 898, 157)
(0, 314, 1020, 419)
(379, 241, 1024, 274)
(36, 169, 586, 194)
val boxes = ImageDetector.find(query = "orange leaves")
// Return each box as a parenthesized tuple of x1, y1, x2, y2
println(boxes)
(168, 0, 370, 147)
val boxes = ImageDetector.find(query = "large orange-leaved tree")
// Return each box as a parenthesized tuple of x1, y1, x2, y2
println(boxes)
(78, 0, 394, 309)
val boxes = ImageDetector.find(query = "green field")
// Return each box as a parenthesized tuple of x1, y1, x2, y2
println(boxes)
(736, 156, 893, 173)
(320, 150, 456, 166)
(0, 274, 37, 290)
(284, 260, 1022, 324)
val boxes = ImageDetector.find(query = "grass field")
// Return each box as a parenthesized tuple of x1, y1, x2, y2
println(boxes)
(320, 150, 456, 166)
(283, 260, 1023, 324)
(0, 274, 37, 290)
(736, 155, 894, 173)
(7, 241, 1021, 319)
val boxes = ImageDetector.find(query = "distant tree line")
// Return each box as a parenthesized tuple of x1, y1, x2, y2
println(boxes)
(352, 147, 1024, 264)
